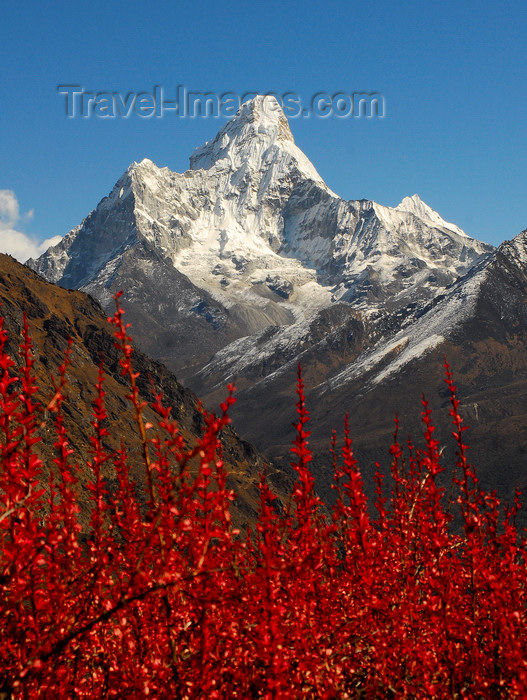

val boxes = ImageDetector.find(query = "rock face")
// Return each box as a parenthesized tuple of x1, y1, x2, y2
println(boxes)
(0, 253, 287, 528)
(27, 95, 527, 511)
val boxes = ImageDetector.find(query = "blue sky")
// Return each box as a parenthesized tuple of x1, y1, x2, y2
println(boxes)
(1, 0, 526, 260)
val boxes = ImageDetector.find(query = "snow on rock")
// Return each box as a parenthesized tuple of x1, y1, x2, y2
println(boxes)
(319, 264, 489, 393)
(395, 194, 469, 238)
(27, 95, 499, 388)
(498, 229, 527, 268)
(190, 95, 327, 187)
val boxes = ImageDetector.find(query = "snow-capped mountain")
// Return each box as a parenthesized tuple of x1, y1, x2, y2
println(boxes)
(29, 95, 492, 385)
(26, 94, 527, 511)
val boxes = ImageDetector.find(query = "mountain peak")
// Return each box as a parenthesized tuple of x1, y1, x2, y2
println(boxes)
(234, 95, 293, 138)
(396, 194, 434, 217)
(189, 95, 325, 181)
(497, 228, 527, 269)
(395, 193, 469, 237)
(133, 157, 156, 168)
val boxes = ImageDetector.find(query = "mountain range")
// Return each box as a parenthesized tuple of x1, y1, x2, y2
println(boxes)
(28, 95, 527, 508)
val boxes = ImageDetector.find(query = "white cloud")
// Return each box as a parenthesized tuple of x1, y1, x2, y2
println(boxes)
(0, 190, 62, 263)
(40, 235, 62, 249)
(0, 190, 20, 222)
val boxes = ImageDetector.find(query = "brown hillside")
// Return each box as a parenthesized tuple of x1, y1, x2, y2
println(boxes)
(0, 254, 288, 528)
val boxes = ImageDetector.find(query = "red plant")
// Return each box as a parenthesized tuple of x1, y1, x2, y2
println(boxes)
(0, 297, 526, 698)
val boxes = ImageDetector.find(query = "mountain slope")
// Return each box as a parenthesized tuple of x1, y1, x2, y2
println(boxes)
(227, 230, 527, 509)
(0, 253, 286, 526)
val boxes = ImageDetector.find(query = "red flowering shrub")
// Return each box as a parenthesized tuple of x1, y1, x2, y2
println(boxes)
(0, 294, 526, 698)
